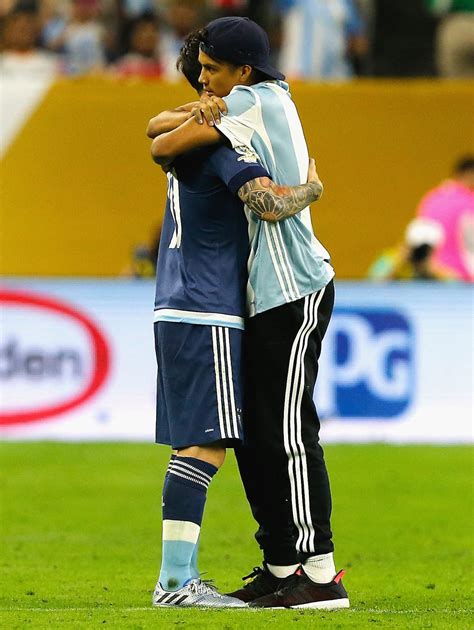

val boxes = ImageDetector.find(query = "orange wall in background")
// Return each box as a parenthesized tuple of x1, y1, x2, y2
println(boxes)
(1, 78, 473, 278)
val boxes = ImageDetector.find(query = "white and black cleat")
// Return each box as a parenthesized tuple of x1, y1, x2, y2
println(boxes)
(152, 578, 248, 608)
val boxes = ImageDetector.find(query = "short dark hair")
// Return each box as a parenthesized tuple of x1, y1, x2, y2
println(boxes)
(176, 30, 203, 92)
(454, 155, 474, 175)
(249, 68, 273, 83)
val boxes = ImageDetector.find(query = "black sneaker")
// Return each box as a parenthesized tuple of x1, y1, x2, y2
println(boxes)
(249, 569, 350, 609)
(226, 564, 300, 603)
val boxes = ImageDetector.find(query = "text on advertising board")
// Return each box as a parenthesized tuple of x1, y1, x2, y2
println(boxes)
(0, 289, 110, 426)
(317, 309, 414, 419)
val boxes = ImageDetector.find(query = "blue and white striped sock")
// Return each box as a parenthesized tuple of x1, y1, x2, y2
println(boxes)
(159, 456, 217, 591)
(163, 455, 200, 580)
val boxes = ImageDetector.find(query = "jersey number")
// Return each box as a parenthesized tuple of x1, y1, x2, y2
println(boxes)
(168, 173, 182, 249)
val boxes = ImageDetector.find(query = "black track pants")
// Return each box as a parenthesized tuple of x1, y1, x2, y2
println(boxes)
(235, 282, 335, 565)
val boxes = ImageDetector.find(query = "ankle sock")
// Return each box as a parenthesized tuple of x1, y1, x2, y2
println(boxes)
(267, 563, 300, 578)
(303, 552, 336, 584)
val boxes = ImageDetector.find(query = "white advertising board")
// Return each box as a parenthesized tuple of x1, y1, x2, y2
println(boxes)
(0, 280, 472, 443)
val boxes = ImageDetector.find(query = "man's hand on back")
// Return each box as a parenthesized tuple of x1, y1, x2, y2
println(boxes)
(192, 95, 228, 126)
(307, 158, 322, 192)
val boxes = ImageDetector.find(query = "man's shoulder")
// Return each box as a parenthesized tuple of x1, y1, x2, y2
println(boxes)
(224, 85, 257, 116)
(174, 143, 254, 188)
(196, 143, 244, 166)
(223, 81, 291, 120)
(174, 144, 225, 168)
(225, 80, 290, 100)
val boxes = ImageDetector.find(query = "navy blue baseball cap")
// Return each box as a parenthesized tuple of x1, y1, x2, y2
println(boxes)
(200, 16, 285, 81)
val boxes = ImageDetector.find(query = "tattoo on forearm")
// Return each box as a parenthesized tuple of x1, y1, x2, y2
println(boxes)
(238, 177, 323, 222)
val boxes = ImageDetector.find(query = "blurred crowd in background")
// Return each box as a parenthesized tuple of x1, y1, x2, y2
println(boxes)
(1, 0, 474, 80)
(2, 0, 473, 284)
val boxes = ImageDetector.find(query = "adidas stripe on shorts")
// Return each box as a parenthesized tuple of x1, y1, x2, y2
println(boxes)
(154, 322, 243, 449)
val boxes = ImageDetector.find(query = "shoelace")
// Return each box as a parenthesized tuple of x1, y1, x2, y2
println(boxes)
(189, 579, 224, 598)
(242, 567, 263, 583)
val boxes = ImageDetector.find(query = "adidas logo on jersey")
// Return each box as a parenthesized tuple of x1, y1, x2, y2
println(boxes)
(235, 145, 259, 164)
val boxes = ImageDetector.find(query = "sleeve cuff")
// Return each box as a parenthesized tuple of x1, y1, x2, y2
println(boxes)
(228, 166, 269, 196)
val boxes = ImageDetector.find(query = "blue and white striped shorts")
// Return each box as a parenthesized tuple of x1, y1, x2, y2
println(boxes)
(154, 322, 244, 449)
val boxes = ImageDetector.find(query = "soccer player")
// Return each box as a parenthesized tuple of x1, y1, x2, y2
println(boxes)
(150, 30, 324, 608)
(150, 17, 349, 610)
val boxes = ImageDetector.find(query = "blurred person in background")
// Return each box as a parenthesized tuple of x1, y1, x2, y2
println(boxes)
(43, 0, 106, 74)
(415, 156, 474, 281)
(112, 11, 163, 77)
(117, 0, 158, 18)
(0, 4, 60, 76)
(206, 0, 280, 23)
(63, 0, 105, 73)
(371, 0, 438, 76)
(121, 225, 162, 278)
(367, 218, 449, 280)
(38, 0, 68, 51)
(206, 0, 248, 16)
(207, 0, 281, 63)
(158, 0, 205, 80)
(102, 0, 161, 60)
(427, 0, 474, 77)
(0, 0, 17, 17)
(277, 0, 368, 80)
(121, 245, 156, 278)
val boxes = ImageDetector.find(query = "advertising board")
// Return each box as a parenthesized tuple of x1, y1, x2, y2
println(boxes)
(1, 280, 472, 443)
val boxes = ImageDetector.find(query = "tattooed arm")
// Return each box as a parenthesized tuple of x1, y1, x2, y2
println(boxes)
(238, 158, 323, 222)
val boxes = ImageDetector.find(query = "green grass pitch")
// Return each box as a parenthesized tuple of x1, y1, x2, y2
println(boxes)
(1, 443, 472, 628)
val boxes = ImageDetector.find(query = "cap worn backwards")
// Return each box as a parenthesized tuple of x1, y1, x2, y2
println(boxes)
(200, 16, 285, 81)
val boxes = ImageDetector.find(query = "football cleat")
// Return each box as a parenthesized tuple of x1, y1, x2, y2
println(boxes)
(226, 564, 300, 603)
(152, 578, 248, 608)
(249, 569, 350, 609)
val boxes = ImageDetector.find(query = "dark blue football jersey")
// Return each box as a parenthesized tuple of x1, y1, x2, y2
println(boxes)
(154, 145, 268, 330)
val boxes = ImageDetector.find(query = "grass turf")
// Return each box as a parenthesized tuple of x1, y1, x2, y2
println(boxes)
(0, 443, 472, 629)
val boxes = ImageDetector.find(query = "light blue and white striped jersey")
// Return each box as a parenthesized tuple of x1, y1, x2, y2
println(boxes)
(217, 80, 334, 317)
(278, 0, 364, 80)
